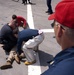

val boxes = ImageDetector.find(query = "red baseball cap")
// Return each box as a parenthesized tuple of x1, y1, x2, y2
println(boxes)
(48, 0, 74, 29)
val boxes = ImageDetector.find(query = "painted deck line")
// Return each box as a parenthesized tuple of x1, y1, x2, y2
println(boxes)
(40, 29, 54, 33)
(27, 4, 41, 75)
(28, 53, 42, 75)
(27, 4, 34, 29)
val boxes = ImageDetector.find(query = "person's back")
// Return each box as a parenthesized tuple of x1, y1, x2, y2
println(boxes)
(0, 24, 16, 41)
(18, 29, 39, 41)
(0, 21, 18, 52)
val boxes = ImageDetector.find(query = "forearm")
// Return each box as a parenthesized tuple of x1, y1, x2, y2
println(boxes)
(16, 39, 23, 55)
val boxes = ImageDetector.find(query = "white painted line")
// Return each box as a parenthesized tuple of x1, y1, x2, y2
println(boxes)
(27, 4, 35, 29)
(28, 53, 42, 75)
(27, 4, 41, 75)
(40, 29, 54, 33)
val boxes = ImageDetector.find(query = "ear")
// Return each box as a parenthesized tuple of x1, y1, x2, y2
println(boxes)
(57, 25, 63, 37)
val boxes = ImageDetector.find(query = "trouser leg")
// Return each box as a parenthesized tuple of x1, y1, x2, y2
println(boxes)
(22, 0, 25, 3)
(0, 46, 20, 69)
(22, 33, 44, 62)
(47, 0, 51, 8)
(7, 45, 20, 64)
(2, 39, 17, 53)
(23, 46, 35, 62)
(28, 0, 30, 2)
(25, 0, 27, 4)
(5, 51, 9, 59)
(7, 51, 15, 62)
(48, 5, 53, 14)
(33, 45, 39, 52)
(47, 0, 53, 13)
(6, 46, 17, 62)
(0, 50, 16, 70)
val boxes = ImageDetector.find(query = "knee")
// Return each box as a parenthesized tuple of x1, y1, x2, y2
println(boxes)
(22, 45, 27, 50)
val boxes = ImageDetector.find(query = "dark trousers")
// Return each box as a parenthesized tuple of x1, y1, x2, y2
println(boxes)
(22, 0, 30, 3)
(2, 39, 17, 53)
(22, 0, 27, 3)
(47, 0, 53, 14)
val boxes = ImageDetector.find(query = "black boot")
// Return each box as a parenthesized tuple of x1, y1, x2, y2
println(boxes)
(0, 61, 12, 70)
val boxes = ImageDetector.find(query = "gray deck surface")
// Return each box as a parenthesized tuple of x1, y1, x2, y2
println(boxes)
(0, 0, 61, 75)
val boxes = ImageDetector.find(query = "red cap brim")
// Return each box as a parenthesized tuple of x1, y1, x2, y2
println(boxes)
(48, 13, 55, 20)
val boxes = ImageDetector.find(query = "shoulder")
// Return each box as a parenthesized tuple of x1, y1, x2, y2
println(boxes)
(42, 58, 74, 75)
(52, 57, 74, 75)
(1, 24, 8, 29)
(17, 16, 25, 19)
(1, 24, 12, 32)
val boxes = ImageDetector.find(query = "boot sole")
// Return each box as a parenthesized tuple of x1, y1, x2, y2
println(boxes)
(0, 65, 12, 70)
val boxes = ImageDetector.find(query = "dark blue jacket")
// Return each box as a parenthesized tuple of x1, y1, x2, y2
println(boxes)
(41, 47, 74, 75)
(17, 29, 39, 54)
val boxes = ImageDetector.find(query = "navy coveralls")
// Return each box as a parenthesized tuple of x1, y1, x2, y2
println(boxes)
(41, 47, 74, 75)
